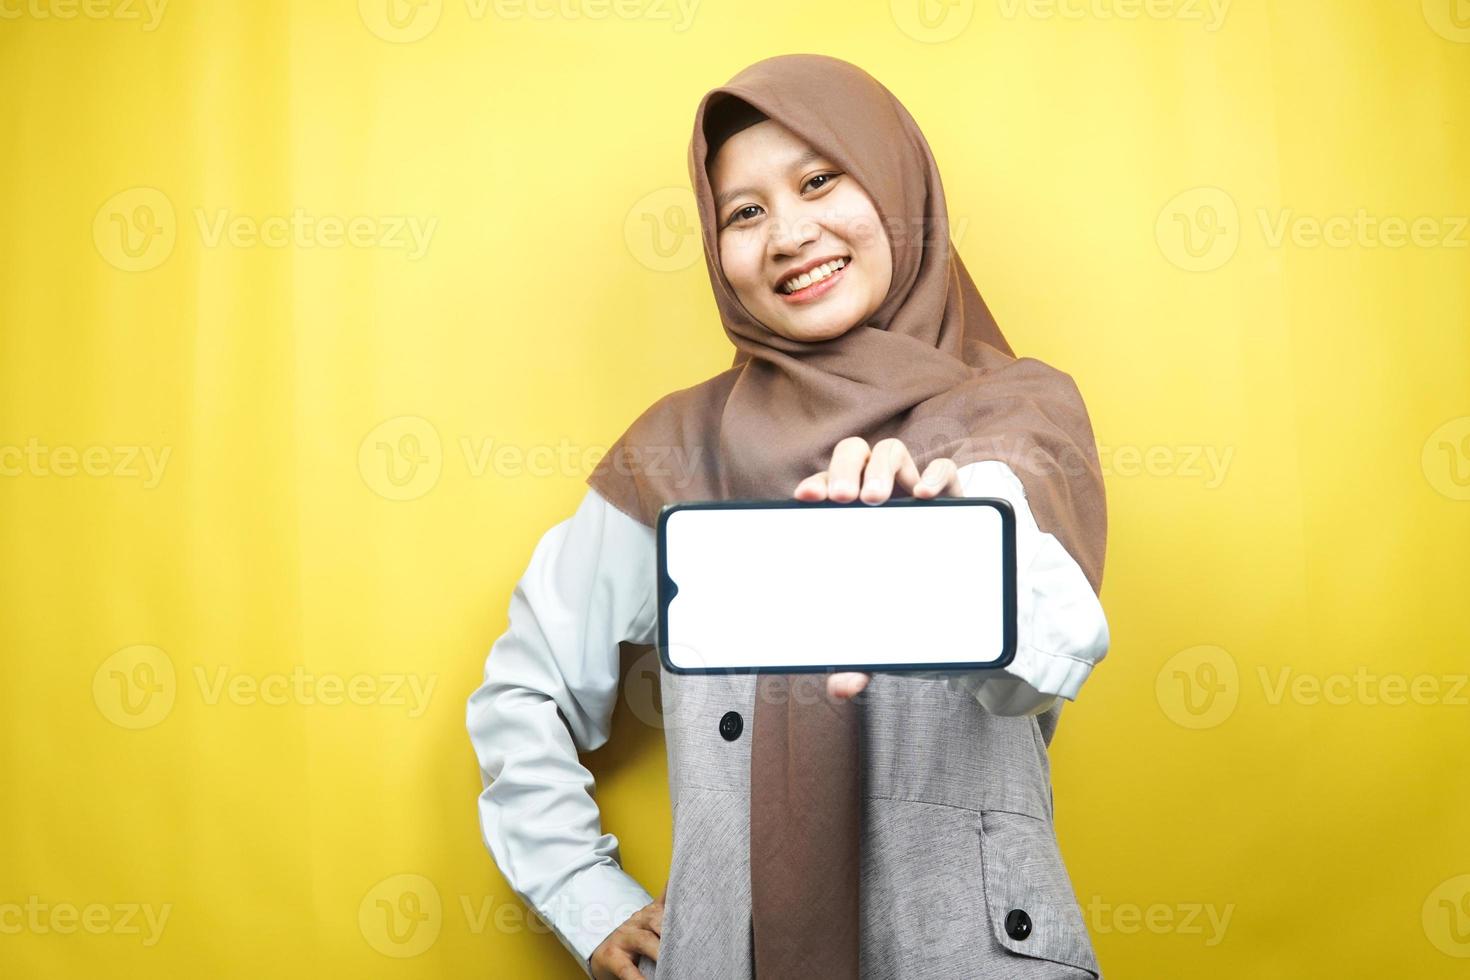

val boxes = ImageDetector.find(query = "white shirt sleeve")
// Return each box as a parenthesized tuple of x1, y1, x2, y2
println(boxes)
(912, 460, 1111, 717)
(465, 486, 659, 977)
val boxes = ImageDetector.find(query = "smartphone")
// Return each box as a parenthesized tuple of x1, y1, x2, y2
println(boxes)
(655, 495, 1017, 675)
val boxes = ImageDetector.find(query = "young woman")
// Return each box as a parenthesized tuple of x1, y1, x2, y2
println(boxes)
(467, 54, 1111, 980)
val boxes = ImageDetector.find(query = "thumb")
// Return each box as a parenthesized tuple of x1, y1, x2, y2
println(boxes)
(827, 671, 871, 700)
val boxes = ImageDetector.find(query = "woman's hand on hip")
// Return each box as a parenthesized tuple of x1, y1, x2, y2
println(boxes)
(792, 436, 963, 702)
(589, 888, 664, 980)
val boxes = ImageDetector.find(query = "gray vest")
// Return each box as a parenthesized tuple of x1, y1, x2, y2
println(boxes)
(636, 662, 1101, 978)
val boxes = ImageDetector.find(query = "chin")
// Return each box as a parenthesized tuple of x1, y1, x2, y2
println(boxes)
(760, 304, 864, 343)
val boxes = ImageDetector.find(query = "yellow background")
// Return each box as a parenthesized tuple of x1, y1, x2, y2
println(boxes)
(2, 0, 1468, 976)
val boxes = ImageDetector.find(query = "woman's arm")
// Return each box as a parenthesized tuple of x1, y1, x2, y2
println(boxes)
(943, 459, 1111, 716)
(794, 437, 1110, 715)
(465, 487, 659, 976)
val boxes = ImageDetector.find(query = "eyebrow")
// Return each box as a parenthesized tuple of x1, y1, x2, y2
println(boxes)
(714, 148, 829, 211)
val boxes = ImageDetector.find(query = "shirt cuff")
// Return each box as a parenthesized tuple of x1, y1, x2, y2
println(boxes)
(539, 861, 655, 976)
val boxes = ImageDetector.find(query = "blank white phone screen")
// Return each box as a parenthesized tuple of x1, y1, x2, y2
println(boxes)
(661, 501, 1007, 672)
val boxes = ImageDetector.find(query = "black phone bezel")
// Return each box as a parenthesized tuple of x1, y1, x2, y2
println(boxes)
(654, 495, 1018, 675)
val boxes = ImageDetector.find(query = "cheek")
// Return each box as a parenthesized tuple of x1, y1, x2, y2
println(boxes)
(828, 193, 888, 257)
(719, 241, 767, 299)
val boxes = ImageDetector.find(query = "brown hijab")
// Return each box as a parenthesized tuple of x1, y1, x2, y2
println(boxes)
(586, 53, 1107, 978)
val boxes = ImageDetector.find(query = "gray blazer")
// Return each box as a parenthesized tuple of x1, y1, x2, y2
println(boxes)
(466, 465, 1109, 977)
(636, 666, 1101, 978)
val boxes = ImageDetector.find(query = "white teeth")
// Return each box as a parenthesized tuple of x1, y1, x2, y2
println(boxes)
(781, 257, 846, 294)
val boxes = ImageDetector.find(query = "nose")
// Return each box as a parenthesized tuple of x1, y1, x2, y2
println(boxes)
(766, 209, 820, 259)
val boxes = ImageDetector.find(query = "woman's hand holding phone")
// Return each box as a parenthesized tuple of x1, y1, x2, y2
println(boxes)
(791, 436, 964, 702)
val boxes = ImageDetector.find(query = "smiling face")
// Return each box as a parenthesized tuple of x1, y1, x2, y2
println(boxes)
(708, 119, 893, 343)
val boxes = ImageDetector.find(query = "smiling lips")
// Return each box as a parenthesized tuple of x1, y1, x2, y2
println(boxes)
(775, 256, 850, 303)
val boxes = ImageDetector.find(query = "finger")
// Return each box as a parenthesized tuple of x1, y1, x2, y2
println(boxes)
(827, 671, 871, 700)
(639, 900, 662, 938)
(628, 926, 661, 962)
(861, 439, 919, 504)
(826, 436, 870, 502)
(793, 471, 829, 501)
(591, 950, 629, 980)
(910, 457, 961, 498)
(609, 953, 645, 980)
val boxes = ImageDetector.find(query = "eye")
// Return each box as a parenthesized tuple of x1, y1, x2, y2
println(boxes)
(721, 172, 842, 229)
(727, 204, 761, 227)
